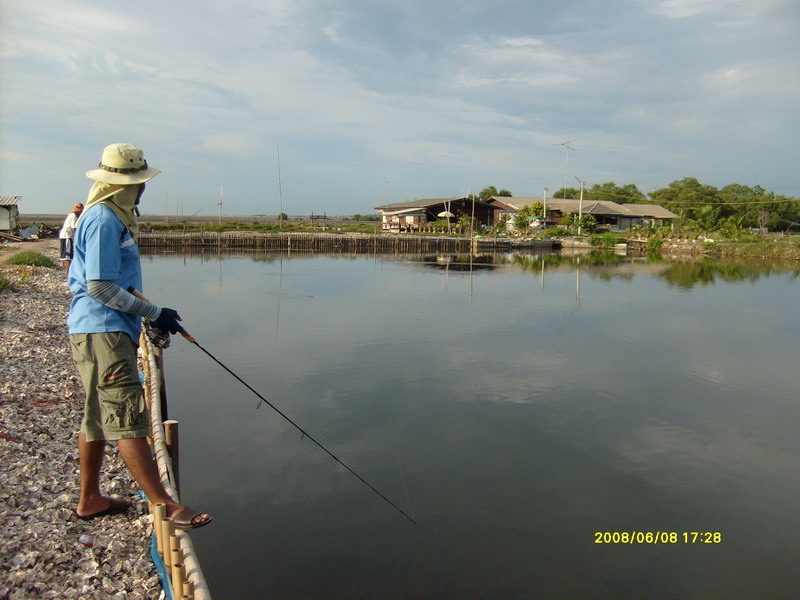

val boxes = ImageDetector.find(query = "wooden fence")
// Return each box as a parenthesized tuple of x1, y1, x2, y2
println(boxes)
(138, 232, 481, 253)
(137, 232, 557, 254)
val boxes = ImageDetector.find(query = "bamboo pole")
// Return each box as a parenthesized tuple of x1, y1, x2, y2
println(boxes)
(171, 563, 187, 598)
(153, 503, 167, 557)
(170, 535, 183, 577)
(161, 518, 175, 570)
(164, 420, 180, 496)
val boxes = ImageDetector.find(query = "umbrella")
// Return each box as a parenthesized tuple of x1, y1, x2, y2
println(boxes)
(437, 211, 455, 218)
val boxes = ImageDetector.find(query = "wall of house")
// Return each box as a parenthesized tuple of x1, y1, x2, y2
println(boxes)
(0, 207, 15, 231)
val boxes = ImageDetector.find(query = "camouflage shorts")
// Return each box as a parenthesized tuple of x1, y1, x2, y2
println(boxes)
(70, 332, 150, 442)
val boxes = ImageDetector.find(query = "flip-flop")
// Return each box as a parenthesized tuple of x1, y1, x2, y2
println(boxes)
(171, 506, 212, 530)
(75, 498, 131, 521)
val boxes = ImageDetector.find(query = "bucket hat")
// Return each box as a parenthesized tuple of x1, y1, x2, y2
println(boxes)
(86, 143, 161, 184)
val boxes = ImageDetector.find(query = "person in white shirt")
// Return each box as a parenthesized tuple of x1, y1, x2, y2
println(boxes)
(59, 202, 83, 274)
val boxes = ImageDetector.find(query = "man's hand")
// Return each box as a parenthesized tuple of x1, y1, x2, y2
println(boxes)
(153, 308, 184, 335)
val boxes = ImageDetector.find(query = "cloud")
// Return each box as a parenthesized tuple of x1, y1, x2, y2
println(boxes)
(1, 0, 798, 214)
(200, 132, 261, 156)
(654, 0, 740, 19)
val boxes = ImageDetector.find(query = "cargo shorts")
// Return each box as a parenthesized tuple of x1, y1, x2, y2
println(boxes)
(70, 332, 150, 442)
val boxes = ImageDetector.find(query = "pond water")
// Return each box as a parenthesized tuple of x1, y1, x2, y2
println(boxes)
(141, 250, 800, 600)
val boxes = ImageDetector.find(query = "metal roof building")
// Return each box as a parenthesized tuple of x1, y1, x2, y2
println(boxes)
(0, 196, 22, 232)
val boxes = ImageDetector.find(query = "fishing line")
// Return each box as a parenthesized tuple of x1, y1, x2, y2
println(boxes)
(393, 424, 415, 523)
(189, 339, 417, 524)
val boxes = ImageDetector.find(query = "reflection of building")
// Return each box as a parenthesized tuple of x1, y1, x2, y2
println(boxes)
(486, 196, 677, 232)
(374, 197, 495, 233)
(0, 196, 22, 233)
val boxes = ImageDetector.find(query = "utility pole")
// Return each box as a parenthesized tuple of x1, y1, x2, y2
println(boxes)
(543, 187, 548, 226)
(575, 177, 584, 235)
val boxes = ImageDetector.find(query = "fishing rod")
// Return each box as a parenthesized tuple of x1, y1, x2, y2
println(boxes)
(168, 328, 416, 524)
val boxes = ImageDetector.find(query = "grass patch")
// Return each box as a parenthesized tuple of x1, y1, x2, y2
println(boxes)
(0, 273, 12, 292)
(6, 251, 56, 268)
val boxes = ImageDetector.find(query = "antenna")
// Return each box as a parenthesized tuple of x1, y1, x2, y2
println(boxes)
(553, 139, 576, 198)
(218, 185, 223, 226)
(277, 147, 284, 229)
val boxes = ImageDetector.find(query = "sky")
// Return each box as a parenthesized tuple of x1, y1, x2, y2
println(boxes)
(1, 0, 799, 217)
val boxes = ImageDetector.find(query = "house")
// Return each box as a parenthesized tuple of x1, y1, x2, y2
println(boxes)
(485, 196, 677, 232)
(0, 196, 22, 233)
(374, 197, 495, 233)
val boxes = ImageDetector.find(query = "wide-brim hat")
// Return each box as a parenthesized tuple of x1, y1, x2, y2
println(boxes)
(86, 143, 161, 184)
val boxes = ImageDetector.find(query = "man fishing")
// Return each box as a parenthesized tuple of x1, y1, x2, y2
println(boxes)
(67, 143, 211, 530)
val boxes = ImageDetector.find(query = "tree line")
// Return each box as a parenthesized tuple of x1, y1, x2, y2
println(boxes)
(472, 179, 800, 232)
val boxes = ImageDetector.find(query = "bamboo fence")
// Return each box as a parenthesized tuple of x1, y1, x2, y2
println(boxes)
(141, 331, 212, 600)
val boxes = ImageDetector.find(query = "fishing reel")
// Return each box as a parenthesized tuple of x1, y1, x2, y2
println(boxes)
(144, 323, 171, 349)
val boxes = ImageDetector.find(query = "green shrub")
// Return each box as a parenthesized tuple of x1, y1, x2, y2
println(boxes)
(547, 227, 571, 236)
(0, 273, 12, 292)
(646, 238, 664, 252)
(590, 233, 618, 247)
(6, 251, 55, 268)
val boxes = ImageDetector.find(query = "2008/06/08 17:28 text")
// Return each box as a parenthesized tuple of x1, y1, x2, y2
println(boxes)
(594, 532, 723, 544)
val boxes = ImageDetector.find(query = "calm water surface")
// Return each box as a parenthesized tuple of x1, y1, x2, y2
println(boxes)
(141, 251, 800, 600)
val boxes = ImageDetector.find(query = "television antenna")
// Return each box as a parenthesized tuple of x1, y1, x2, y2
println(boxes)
(218, 185, 223, 226)
(277, 147, 284, 228)
(553, 139, 576, 198)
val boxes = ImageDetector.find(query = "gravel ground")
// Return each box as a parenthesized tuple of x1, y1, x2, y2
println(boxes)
(0, 242, 163, 599)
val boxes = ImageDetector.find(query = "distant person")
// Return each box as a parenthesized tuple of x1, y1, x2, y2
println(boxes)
(67, 143, 211, 530)
(59, 203, 83, 273)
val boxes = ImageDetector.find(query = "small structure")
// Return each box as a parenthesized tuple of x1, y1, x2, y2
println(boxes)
(486, 196, 677, 232)
(0, 196, 22, 233)
(374, 197, 494, 233)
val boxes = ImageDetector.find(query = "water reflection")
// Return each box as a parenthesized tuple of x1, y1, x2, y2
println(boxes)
(140, 250, 800, 600)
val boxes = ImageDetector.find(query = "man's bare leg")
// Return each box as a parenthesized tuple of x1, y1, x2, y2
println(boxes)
(76, 432, 118, 516)
(117, 436, 210, 527)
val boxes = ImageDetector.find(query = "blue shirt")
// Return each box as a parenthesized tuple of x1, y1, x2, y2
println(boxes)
(67, 204, 143, 342)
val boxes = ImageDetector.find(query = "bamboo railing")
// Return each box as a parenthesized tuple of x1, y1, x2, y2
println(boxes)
(141, 330, 212, 600)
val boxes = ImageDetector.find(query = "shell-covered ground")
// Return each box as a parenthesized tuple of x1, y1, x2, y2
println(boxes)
(0, 243, 161, 600)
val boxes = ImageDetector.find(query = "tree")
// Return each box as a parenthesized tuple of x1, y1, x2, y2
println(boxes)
(519, 202, 544, 218)
(512, 213, 530, 234)
(578, 214, 598, 233)
(476, 186, 512, 201)
(688, 204, 722, 233)
(649, 178, 719, 218)
(586, 182, 646, 204)
(457, 211, 479, 234)
(553, 187, 580, 199)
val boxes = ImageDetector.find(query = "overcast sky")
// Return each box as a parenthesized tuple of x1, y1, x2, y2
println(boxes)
(2, 0, 798, 216)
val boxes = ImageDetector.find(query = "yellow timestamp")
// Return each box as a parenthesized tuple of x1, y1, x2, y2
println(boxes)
(594, 531, 723, 544)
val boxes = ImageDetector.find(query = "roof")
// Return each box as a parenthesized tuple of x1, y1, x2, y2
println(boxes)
(487, 196, 677, 219)
(374, 197, 493, 211)
(620, 204, 678, 219)
(374, 197, 465, 211)
(0, 196, 22, 207)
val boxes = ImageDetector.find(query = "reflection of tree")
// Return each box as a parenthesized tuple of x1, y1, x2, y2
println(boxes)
(419, 255, 497, 272)
(512, 251, 625, 272)
(658, 259, 799, 289)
